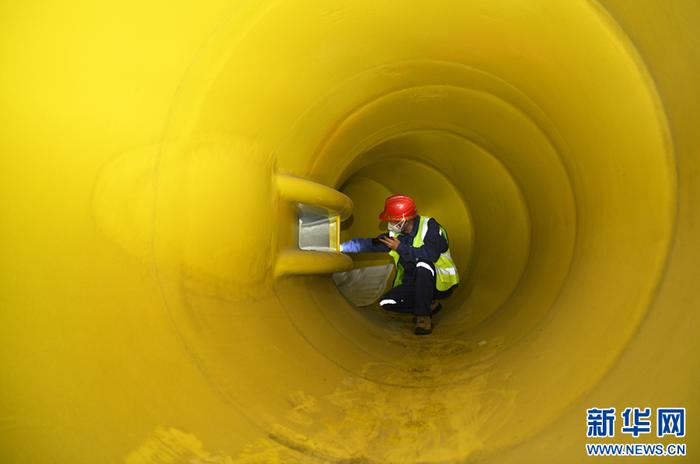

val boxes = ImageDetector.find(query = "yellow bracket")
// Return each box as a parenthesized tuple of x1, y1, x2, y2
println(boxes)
(274, 173, 354, 277)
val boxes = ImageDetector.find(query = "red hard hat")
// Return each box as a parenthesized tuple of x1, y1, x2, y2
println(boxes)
(379, 194, 417, 221)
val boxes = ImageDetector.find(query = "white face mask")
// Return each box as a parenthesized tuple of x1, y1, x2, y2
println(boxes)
(387, 218, 407, 234)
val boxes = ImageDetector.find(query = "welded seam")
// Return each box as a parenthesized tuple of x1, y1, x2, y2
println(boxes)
(573, 0, 680, 399)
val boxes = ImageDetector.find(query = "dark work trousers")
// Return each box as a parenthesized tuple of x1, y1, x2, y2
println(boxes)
(378, 260, 456, 316)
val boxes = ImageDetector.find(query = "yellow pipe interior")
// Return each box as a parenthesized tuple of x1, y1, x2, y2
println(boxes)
(1, 1, 698, 462)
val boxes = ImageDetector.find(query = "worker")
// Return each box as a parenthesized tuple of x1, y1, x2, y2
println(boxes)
(340, 194, 459, 335)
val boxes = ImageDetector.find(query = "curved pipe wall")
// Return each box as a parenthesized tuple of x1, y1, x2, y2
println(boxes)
(1, 1, 698, 462)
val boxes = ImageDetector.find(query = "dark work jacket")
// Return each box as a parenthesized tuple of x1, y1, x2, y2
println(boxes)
(340, 215, 448, 282)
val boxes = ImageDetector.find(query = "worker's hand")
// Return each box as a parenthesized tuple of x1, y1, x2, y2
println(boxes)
(378, 235, 401, 250)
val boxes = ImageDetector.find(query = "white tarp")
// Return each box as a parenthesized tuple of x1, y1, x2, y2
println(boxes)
(332, 264, 394, 307)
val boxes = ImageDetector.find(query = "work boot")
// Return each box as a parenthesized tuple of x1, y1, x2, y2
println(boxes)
(413, 301, 442, 323)
(414, 315, 432, 335)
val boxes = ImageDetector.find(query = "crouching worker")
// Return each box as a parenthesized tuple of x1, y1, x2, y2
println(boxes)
(340, 194, 459, 335)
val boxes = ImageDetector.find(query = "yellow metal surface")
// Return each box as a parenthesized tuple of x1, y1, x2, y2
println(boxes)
(1, 1, 698, 462)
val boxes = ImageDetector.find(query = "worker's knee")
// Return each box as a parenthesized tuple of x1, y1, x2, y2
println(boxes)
(416, 261, 435, 278)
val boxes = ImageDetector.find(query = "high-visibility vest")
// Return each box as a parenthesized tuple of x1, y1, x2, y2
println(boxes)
(388, 216, 459, 291)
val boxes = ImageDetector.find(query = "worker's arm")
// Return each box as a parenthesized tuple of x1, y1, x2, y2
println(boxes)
(396, 219, 447, 263)
(340, 235, 391, 253)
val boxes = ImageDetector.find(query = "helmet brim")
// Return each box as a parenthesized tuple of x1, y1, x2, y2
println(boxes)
(379, 212, 416, 221)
